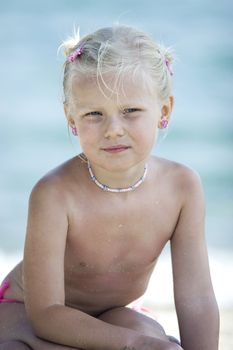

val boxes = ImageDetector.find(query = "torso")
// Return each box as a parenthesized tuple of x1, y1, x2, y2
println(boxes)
(3, 155, 183, 316)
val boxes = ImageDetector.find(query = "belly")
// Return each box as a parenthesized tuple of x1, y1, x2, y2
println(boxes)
(64, 264, 155, 315)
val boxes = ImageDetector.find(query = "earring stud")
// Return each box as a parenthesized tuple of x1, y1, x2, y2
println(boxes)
(71, 126, 78, 136)
(160, 117, 168, 129)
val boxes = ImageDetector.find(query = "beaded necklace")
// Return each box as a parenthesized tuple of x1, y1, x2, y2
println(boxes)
(87, 160, 148, 193)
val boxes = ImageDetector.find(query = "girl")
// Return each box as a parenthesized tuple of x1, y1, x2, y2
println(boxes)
(0, 25, 219, 350)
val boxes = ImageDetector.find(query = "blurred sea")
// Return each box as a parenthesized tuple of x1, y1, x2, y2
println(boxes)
(0, 0, 233, 307)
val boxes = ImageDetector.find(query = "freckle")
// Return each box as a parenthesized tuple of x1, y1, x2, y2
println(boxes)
(79, 261, 87, 267)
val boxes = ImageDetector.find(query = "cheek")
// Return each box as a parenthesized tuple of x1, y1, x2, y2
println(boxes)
(130, 126, 156, 158)
(77, 120, 97, 136)
(77, 123, 100, 151)
(133, 118, 158, 144)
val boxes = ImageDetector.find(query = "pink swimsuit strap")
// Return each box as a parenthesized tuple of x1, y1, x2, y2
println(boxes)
(0, 279, 23, 303)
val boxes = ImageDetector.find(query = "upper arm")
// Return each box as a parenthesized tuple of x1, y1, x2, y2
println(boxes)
(171, 166, 214, 304)
(23, 175, 68, 324)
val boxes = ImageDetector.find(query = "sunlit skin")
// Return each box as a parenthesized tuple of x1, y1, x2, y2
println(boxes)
(0, 71, 219, 350)
(66, 73, 172, 186)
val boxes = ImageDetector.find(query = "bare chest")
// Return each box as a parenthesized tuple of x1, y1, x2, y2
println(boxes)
(64, 195, 178, 283)
(62, 176, 181, 312)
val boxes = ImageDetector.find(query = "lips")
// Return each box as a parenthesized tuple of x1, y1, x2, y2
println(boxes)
(102, 145, 130, 153)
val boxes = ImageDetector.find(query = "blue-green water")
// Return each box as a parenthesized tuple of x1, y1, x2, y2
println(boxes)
(1, 0, 233, 255)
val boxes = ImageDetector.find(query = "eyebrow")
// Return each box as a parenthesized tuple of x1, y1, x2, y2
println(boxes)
(76, 103, 146, 110)
(77, 105, 103, 110)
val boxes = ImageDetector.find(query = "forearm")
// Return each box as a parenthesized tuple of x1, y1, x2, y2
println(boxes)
(177, 297, 219, 350)
(31, 304, 138, 350)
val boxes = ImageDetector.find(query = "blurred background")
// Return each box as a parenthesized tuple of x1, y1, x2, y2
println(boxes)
(0, 0, 232, 348)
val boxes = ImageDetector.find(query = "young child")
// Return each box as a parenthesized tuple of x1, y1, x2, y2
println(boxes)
(0, 25, 219, 350)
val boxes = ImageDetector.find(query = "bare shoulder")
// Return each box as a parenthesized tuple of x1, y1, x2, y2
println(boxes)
(151, 155, 204, 203)
(150, 157, 206, 246)
(29, 156, 85, 203)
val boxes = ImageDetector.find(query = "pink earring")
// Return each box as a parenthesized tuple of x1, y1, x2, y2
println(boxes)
(71, 126, 78, 136)
(160, 117, 168, 129)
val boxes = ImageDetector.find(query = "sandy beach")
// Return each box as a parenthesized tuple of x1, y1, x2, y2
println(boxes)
(218, 307, 233, 350)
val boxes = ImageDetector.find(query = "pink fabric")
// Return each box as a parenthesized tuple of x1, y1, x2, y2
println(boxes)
(0, 279, 23, 303)
(129, 298, 157, 320)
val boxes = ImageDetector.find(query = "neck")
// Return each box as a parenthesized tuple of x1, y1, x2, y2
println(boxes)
(87, 159, 149, 192)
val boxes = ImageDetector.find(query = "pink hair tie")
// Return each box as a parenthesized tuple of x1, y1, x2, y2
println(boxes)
(68, 46, 84, 62)
(165, 58, 173, 76)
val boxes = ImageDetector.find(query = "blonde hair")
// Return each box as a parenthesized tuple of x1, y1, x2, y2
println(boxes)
(60, 25, 174, 110)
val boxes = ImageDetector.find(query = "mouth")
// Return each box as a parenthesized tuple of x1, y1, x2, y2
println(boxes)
(102, 145, 130, 153)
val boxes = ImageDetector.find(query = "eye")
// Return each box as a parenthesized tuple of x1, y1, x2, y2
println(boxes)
(123, 108, 141, 116)
(85, 111, 102, 117)
(123, 108, 137, 113)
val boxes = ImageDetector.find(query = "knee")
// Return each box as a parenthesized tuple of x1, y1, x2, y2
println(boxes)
(99, 306, 167, 340)
(99, 306, 159, 330)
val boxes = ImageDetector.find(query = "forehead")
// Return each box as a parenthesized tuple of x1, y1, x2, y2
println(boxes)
(71, 71, 159, 108)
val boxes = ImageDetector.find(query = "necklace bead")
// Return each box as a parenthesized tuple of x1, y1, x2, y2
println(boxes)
(87, 160, 148, 193)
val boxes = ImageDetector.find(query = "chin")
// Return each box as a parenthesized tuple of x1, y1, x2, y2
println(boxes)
(103, 162, 130, 173)
(104, 158, 147, 172)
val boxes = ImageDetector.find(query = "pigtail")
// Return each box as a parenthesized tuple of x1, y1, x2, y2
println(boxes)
(157, 43, 175, 76)
(58, 26, 81, 58)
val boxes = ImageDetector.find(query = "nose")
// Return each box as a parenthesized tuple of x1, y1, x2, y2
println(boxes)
(104, 115, 125, 139)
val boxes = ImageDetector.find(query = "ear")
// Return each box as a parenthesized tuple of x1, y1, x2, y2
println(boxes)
(161, 95, 174, 118)
(63, 102, 75, 127)
(158, 95, 174, 128)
